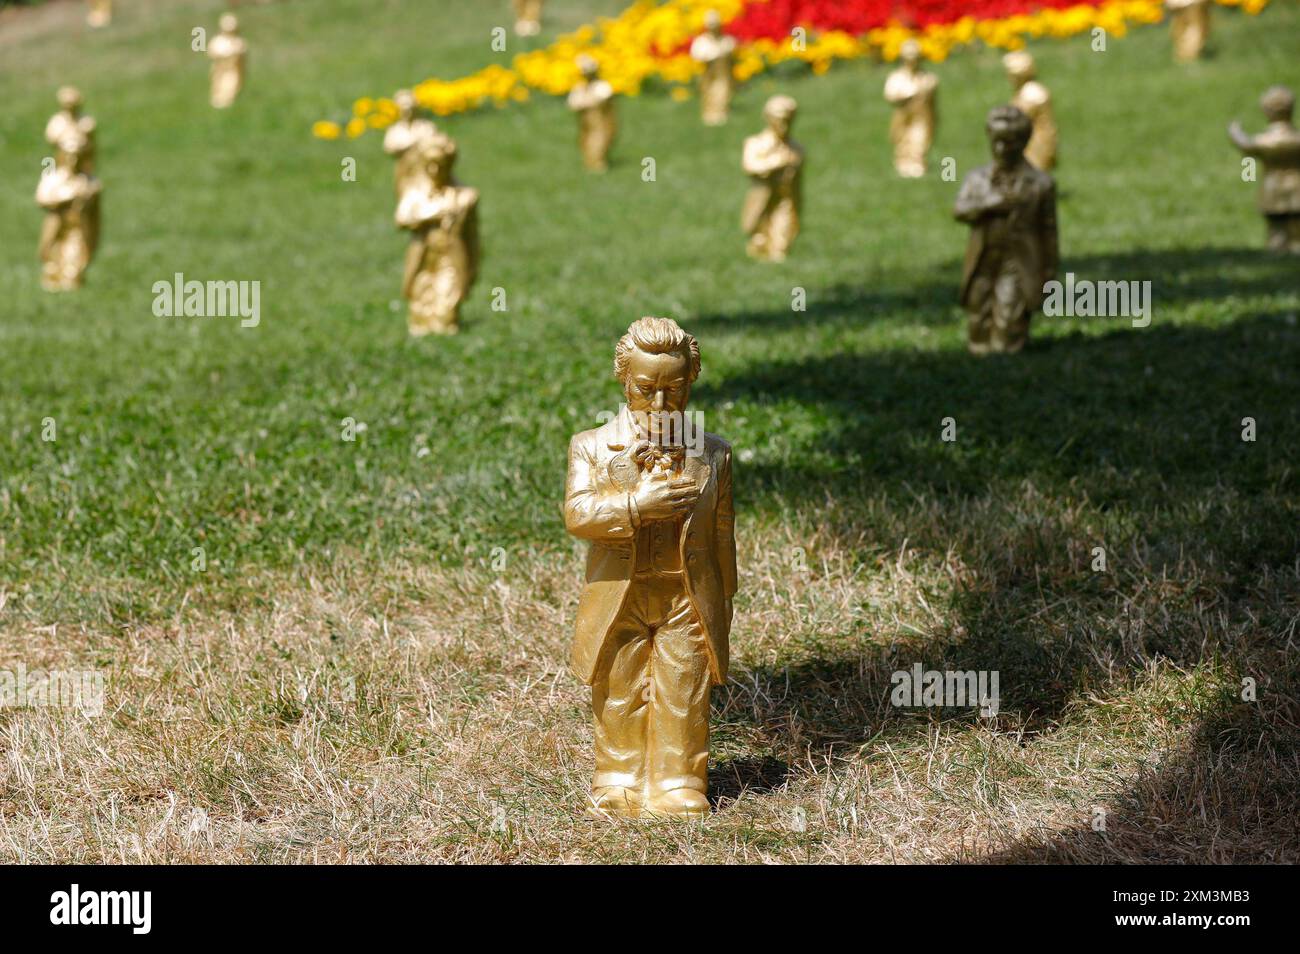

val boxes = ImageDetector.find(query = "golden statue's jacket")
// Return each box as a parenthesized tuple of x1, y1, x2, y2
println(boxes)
(956, 160, 1059, 310)
(1241, 122, 1300, 214)
(564, 408, 736, 687)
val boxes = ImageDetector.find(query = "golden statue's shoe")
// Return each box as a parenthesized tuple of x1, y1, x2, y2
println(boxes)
(646, 788, 710, 818)
(588, 786, 642, 818)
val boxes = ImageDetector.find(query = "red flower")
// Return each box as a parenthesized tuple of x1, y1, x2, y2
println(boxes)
(725, 0, 1098, 39)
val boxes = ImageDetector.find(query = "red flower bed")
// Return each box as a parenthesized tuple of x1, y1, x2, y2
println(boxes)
(725, 0, 1096, 38)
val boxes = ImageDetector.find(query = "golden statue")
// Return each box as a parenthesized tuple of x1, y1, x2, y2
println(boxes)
(1167, 0, 1210, 62)
(513, 0, 543, 37)
(86, 0, 112, 28)
(383, 89, 439, 199)
(741, 95, 803, 262)
(1229, 85, 1300, 254)
(954, 107, 1059, 355)
(395, 132, 481, 336)
(1004, 51, 1057, 172)
(209, 14, 248, 109)
(36, 117, 101, 292)
(564, 316, 736, 818)
(883, 39, 938, 178)
(567, 56, 617, 173)
(690, 10, 736, 126)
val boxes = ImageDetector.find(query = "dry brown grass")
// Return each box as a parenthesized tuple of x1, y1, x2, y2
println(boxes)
(3, 500, 1295, 864)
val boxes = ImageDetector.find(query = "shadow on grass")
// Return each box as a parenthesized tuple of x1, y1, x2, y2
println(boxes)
(690, 245, 1296, 334)
(1052, 245, 1298, 305)
(691, 282, 953, 331)
(984, 666, 1300, 863)
(700, 309, 1298, 507)
(709, 756, 794, 804)
(696, 266, 1300, 854)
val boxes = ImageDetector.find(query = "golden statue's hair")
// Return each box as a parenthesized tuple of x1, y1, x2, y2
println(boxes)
(764, 94, 797, 120)
(613, 316, 701, 384)
(1261, 85, 1294, 121)
(1002, 50, 1036, 79)
(986, 105, 1033, 147)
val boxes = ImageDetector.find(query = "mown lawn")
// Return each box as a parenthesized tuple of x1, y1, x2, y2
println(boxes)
(0, 0, 1297, 863)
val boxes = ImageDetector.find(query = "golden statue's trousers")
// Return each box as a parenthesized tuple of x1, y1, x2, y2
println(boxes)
(967, 255, 1030, 354)
(591, 574, 711, 798)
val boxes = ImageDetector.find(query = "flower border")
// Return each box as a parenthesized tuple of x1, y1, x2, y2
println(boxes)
(313, 0, 1270, 139)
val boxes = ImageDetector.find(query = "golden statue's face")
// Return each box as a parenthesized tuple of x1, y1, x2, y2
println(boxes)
(624, 349, 692, 418)
(990, 132, 1023, 167)
(767, 113, 791, 138)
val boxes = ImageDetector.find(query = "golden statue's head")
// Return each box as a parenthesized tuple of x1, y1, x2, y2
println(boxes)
(614, 317, 701, 416)
(1003, 50, 1036, 82)
(57, 86, 83, 112)
(986, 105, 1032, 165)
(1261, 85, 1295, 123)
(577, 54, 600, 80)
(220, 13, 239, 33)
(394, 88, 416, 117)
(704, 9, 722, 32)
(419, 131, 458, 181)
(764, 94, 797, 137)
(900, 38, 922, 66)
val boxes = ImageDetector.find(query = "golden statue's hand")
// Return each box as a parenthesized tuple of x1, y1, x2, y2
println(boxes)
(984, 190, 1013, 214)
(1227, 120, 1253, 151)
(630, 440, 656, 467)
(633, 476, 700, 522)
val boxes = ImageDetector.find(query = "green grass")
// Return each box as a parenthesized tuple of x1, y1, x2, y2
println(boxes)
(0, 0, 1297, 863)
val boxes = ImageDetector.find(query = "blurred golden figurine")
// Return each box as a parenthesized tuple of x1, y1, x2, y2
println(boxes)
(741, 95, 803, 262)
(564, 316, 736, 819)
(1229, 85, 1300, 254)
(1167, 0, 1210, 62)
(36, 118, 102, 292)
(954, 107, 1058, 355)
(1004, 51, 1057, 171)
(209, 14, 248, 109)
(883, 39, 938, 178)
(395, 133, 481, 336)
(567, 56, 617, 173)
(690, 10, 736, 126)
(513, 0, 543, 37)
(86, 0, 112, 28)
(383, 89, 438, 199)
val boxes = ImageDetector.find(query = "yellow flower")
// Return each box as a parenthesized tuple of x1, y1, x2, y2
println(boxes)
(345, 118, 366, 138)
(312, 120, 342, 140)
